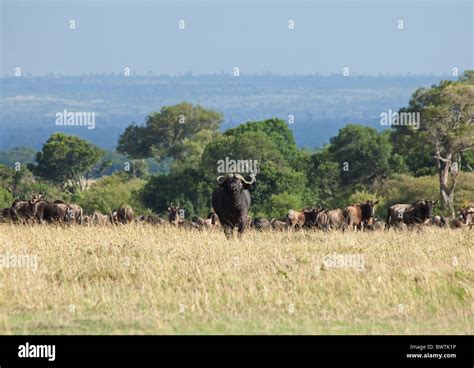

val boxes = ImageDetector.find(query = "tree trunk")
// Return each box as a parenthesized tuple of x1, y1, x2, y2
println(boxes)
(435, 151, 457, 216)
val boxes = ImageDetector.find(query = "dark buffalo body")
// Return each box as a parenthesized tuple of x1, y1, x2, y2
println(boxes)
(212, 173, 255, 238)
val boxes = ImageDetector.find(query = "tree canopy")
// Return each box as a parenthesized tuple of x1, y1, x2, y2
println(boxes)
(29, 132, 104, 192)
(117, 102, 223, 167)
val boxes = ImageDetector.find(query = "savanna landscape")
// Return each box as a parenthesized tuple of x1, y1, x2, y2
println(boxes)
(0, 224, 472, 335)
(1, 2, 473, 342)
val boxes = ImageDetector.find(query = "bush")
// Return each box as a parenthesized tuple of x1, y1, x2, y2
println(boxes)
(75, 173, 148, 215)
(373, 173, 474, 216)
(255, 192, 304, 219)
(0, 187, 13, 209)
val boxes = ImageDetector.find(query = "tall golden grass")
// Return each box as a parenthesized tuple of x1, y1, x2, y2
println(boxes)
(0, 223, 472, 334)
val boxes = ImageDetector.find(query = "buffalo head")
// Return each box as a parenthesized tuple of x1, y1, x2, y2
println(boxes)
(216, 173, 256, 194)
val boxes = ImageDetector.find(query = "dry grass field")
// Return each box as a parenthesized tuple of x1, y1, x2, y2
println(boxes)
(0, 223, 472, 334)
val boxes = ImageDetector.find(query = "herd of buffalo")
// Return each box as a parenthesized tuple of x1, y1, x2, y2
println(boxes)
(1, 173, 473, 238)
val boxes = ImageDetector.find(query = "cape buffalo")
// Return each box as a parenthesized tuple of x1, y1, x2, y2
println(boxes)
(212, 173, 255, 238)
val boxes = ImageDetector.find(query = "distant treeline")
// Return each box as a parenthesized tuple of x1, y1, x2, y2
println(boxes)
(0, 73, 451, 150)
(0, 72, 472, 219)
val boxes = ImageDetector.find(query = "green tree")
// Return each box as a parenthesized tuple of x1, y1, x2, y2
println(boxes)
(140, 168, 209, 217)
(0, 147, 36, 167)
(327, 125, 400, 187)
(29, 133, 104, 192)
(256, 192, 305, 219)
(117, 102, 223, 167)
(224, 118, 308, 170)
(76, 173, 147, 214)
(0, 187, 13, 208)
(307, 146, 341, 206)
(0, 164, 16, 193)
(392, 75, 474, 213)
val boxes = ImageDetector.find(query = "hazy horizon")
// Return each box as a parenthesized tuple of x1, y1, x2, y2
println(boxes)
(0, 72, 462, 78)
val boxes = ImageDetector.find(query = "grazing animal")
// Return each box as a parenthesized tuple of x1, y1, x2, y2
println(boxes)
(205, 212, 220, 228)
(28, 197, 74, 224)
(91, 211, 111, 225)
(191, 216, 207, 228)
(252, 218, 272, 231)
(286, 209, 306, 230)
(323, 209, 345, 230)
(193, 213, 220, 229)
(386, 200, 438, 229)
(344, 200, 379, 231)
(191, 212, 221, 229)
(69, 204, 83, 224)
(167, 205, 183, 226)
(459, 206, 474, 226)
(450, 218, 465, 229)
(271, 219, 287, 231)
(10, 199, 31, 222)
(301, 207, 325, 229)
(138, 214, 165, 225)
(116, 204, 134, 224)
(29, 200, 59, 223)
(313, 210, 328, 230)
(110, 211, 118, 224)
(179, 220, 202, 230)
(54, 200, 83, 224)
(51, 203, 75, 223)
(212, 173, 256, 238)
(433, 215, 448, 228)
(1, 207, 14, 222)
(366, 216, 385, 231)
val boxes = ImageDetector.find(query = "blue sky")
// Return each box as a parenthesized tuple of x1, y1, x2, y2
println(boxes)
(1, 0, 473, 76)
